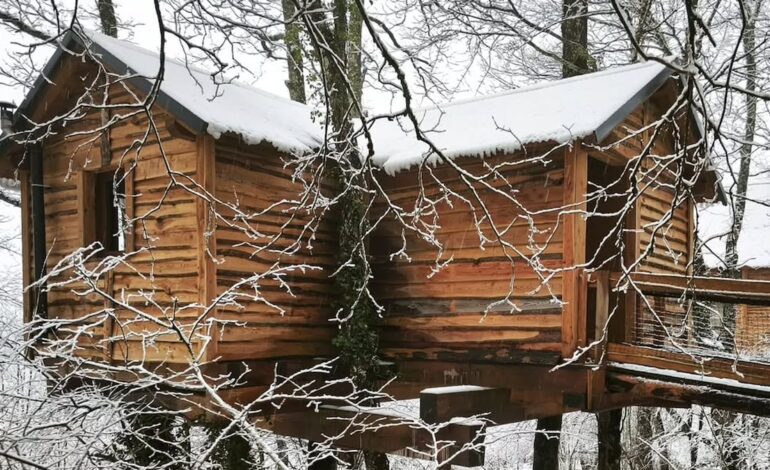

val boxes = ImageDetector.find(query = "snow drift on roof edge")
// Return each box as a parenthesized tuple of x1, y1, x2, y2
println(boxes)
(87, 31, 323, 155)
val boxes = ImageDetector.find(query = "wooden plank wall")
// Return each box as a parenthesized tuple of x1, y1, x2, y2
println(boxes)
(737, 268, 770, 357)
(616, 102, 691, 275)
(107, 101, 202, 364)
(32, 55, 204, 364)
(602, 99, 694, 346)
(36, 59, 112, 362)
(212, 138, 337, 362)
(371, 150, 567, 364)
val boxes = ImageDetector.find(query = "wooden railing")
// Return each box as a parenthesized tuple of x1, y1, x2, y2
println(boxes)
(590, 271, 770, 365)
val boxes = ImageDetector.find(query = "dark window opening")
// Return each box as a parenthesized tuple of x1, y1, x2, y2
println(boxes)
(93, 169, 126, 253)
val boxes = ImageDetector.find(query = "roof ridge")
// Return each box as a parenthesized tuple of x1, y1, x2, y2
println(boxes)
(411, 61, 667, 114)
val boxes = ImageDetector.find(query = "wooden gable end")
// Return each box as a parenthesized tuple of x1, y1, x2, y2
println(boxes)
(14, 50, 215, 365)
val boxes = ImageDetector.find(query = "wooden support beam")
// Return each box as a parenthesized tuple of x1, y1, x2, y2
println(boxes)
(607, 372, 770, 418)
(19, 170, 32, 325)
(622, 197, 640, 343)
(384, 361, 588, 401)
(607, 343, 770, 389)
(260, 405, 486, 467)
(592, 270, 610, 361)
(196, 134, 217, 361)
(420, 385, 522, 425)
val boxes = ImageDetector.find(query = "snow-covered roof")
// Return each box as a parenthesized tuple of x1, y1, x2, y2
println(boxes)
(15, 30, 322, 155)
(368, 61, 672, 174)
(14, 32, 678, 174)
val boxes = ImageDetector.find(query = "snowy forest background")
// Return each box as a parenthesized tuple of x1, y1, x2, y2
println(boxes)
(1, 0, 770, 469)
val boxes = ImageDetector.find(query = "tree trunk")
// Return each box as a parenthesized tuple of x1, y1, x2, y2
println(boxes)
(533, 415, 562, 470)
(628, 407, 654, 470)
(281, 0, 306, 103)
(652, 409, 670, 470)
(723, 0, 759, 344)
(561, 0, 592, 77)
(206, 423, 252, 470)
(96, 0, 118, 37)
(347, 1, 364, 115)
(304, 1, 387, 467)
(715, 7, 760, 470)
(597, 409, 622, 470)
(685, 408, 701, 468)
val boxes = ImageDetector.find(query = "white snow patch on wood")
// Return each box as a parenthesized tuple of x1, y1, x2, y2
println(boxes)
(420, 385, 491, 394)
(610, 361, 770, 394)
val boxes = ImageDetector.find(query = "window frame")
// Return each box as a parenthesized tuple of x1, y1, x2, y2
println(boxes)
(77, 164, 134, 255)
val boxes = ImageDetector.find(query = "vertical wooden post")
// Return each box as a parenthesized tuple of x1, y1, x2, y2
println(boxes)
(123, 165, 135, 253)
(686, 198, 696, 276)
(196, 135, 218, 361)
(623, 192, 641, 343)
(593, 270, 610, 359)
(102, 270, 115, 362)
(597, 408, 623, 470)
(533, 415, 562, 470)
(30, 144, 47, 319)
(20, 170, 32, 325)
(99, 109, 112, 167)
(562, 143, 588, 358)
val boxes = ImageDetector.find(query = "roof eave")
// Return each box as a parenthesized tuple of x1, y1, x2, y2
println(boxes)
(11, 29, 208, 137)
(593, 64, 674, 143)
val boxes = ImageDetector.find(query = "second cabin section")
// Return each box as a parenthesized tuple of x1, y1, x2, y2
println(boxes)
(369, 61, 720, 367)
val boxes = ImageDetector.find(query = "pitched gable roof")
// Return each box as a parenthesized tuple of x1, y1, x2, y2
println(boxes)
(13, 30, 322, 155)
(368, 61, 673, 174)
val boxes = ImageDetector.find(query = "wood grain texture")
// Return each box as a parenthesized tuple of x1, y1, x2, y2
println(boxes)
(212, 136, 336, 362)
(561, 144, 588, 358)
(25, 55, 204, 363)
(372, 150, 568, 363)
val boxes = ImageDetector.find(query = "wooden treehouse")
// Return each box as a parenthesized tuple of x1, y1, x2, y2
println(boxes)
(4, 31, 770, 465)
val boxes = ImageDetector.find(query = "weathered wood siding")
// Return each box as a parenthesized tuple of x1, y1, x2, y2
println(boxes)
(607, 101, 694, 274)
(212, 138, 336, 362)
(29, 56, 204, 364)
(371, 150, 567, 363)
(601, 99, 695, 345)
(107, 104, 202, 364)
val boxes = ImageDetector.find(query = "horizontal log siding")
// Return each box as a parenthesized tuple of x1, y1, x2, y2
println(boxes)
(213, 139, 336, 361)
(39, 58, 203, 364)
(371, 151, 567, 363)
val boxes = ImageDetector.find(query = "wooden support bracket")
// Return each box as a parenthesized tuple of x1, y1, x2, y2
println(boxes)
(420, 385, 521, 425)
